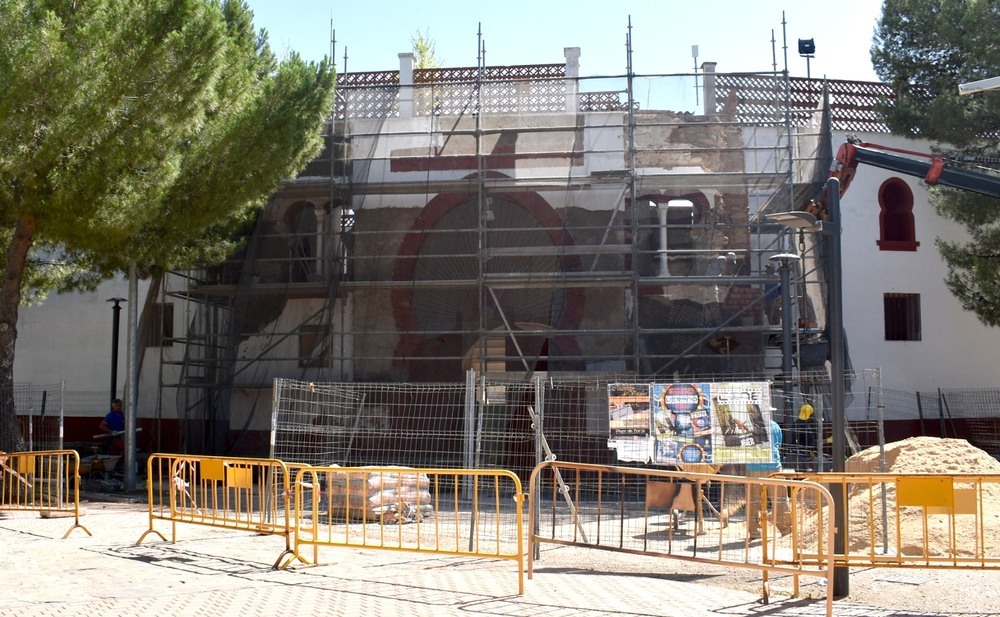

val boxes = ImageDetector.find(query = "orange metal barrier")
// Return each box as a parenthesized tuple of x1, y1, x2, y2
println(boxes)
(288, 466, 525, 594)
(528, 461, 834, 616)
(777, 471, 1000, 569)
(0, 449, 90, 538)
(136, 454, 295, 568)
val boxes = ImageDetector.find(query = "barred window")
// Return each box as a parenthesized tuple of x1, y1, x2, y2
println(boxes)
(884, 293, 921, 341)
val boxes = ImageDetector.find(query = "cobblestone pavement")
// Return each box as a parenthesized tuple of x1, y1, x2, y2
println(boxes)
(0, 499, 996, 617)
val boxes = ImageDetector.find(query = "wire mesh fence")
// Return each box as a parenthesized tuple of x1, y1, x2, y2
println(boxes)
(270, 380, 470, 468)
(13, 382, 64, 451)
(773, 370, 1000, 471)
(15, 373, 1000, 465)
(270, 371, 1000, 485)
(13, 386, 119, 453)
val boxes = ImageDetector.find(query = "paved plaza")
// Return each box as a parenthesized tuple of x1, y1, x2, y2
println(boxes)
(0, 498, 994, 617)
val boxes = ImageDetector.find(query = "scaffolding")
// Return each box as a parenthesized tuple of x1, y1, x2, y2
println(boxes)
(156, 45, 894, 453)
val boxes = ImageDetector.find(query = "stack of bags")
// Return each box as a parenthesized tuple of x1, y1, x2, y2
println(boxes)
(326, 467, 432, 523)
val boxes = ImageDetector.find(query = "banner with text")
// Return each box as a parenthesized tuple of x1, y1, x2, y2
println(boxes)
(608, 381, 774, 466)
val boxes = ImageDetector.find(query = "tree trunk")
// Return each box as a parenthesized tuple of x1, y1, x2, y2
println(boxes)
(0, 216, 36, 452)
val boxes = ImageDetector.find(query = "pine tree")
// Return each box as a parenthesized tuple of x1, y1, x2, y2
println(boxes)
(0, 0, 336, 451)
(871, 0, 1000, 325)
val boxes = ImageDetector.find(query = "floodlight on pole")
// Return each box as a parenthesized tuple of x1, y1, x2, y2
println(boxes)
(798, 38, 815, 81)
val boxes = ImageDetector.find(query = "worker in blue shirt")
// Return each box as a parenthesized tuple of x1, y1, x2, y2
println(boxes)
(98, 399, 126, 456)
(746, 419, 792, 538)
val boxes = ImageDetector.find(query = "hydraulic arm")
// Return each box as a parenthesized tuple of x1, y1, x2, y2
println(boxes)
(833, 137, 1000, 200)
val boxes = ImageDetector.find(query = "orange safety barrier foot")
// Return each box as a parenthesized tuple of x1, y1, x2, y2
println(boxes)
(135, 528, 168, 545)
(276, 549, 313, 570)
(273, 550, 292, 570)
(273, 549, 301, 570)
(62, 522, 92, 539)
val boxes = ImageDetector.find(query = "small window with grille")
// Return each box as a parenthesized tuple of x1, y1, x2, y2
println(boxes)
(883, 293, 921, 341)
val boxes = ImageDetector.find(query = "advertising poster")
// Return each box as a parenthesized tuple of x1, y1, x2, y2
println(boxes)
(607, 383, 652, 462)
(709, 381, 774, 464)
(607, 381, 775, 466)
(651, 383, 713, 465)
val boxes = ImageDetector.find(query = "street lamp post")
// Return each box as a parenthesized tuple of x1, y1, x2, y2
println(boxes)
(826, 177, 849, 598)
(768, 253, 801, 427)
(107, 297, 126, 403)
(766, 176, 848, 597)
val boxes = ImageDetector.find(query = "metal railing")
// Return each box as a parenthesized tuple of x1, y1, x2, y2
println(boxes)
(778, 471, 1000, 569)
(527, 461, 834, 615)
(136, 454, 296, 568)
(288, 466, 525, 594)
(0, 449, 89, 538)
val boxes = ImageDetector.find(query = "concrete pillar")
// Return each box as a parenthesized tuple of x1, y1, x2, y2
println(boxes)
(657, 199, 694, 278)
(701, 61, 717, 114)
(565, 47, 581, 113)
(399, 52, 415, 118)
(656, 203, 671, 277)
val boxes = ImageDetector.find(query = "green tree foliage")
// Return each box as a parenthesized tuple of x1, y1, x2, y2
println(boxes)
(411, 28, 441, 69)
(871, 0, 1000, 325)
(0, 0, 335, 451)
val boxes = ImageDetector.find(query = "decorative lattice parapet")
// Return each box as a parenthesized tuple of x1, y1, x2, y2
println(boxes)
(335, 63, 634, 119)
(714, 73, 897, 133)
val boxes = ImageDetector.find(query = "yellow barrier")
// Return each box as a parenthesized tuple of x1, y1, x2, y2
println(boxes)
(288, 466, 525, 594)
(528, 461, 834, 616)
(136, 454, 295, 568)
(777, 471, 1000, 569)
(0, 449, 90, 538)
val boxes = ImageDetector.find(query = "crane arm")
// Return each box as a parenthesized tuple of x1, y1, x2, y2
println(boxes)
(834, 138, 1000, 199)
(804, 138, 1000, 221)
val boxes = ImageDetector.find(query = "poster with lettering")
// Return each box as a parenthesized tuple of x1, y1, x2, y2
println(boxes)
(651, 383, 713, 465)
(709, 381, 774, 464)
(607, 383, 653, 462)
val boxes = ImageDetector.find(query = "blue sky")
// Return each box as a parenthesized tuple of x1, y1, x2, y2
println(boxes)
(243, 0, 885, 82)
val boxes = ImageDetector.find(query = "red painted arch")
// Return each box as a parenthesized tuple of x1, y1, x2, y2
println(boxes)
(391, 172, 585, 368)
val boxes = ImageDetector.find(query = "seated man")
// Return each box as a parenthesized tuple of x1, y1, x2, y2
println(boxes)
(98, 399, 126, 456)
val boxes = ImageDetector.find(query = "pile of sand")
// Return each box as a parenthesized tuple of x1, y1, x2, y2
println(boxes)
(846, 435, 1000, 475)
(803, 436, 1000, 556)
